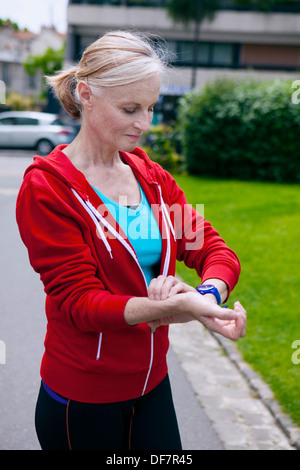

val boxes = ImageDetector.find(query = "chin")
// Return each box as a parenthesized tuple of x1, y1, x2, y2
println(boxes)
(120, 143, 139, 153)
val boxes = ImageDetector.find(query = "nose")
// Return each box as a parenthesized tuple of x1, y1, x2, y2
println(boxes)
(133, 112, 151, 133)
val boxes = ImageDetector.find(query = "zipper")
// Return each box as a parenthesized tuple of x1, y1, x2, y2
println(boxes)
(141, 184, 174, 395)
(85, 197, 149, 290)
(96, 332, 103, 360)
(70, 186, 173, 397)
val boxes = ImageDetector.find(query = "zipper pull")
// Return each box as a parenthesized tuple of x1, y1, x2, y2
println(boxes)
(151, 327, 156, 333)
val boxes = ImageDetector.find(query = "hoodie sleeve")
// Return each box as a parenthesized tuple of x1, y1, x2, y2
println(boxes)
(16, 177, 133, 332)
(158, 168, 241, 297)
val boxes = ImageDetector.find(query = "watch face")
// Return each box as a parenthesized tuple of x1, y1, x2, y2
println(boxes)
(196, 284, 221, 305)
(196, 285, 214, 293)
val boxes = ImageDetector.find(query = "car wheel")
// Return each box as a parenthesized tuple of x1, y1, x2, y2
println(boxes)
(36, 139, 54, 155)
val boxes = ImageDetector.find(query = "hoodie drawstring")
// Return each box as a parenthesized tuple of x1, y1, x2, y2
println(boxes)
(71, 189, 113, 259)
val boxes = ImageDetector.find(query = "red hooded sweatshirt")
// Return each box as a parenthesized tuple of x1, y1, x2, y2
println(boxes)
(16, 145, 240, 403)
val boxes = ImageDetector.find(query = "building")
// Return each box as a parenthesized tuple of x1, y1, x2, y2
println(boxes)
(0, 26, 38, 100)
(65, 0, 300, 121)
(0, 24, 66, 103)
(66, 1, 300, 78)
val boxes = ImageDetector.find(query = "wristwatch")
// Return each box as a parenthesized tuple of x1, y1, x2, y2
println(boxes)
(195, 284, 221, 306)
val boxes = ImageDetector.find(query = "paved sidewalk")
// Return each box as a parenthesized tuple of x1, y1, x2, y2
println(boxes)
(169, 322, 300, 450)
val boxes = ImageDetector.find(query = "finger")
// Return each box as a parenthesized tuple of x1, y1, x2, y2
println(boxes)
(148, 276, 165, 300)
(200, 316, 236, 339)
(201, 303, 239, 321)
(234, 301, 247, 315)
(234, 301, 247, 337)
(160, 276, 178, 300)
(211, 318, 243, 341)
(149, 276, 178, 300)
(167, 281, 186, 297)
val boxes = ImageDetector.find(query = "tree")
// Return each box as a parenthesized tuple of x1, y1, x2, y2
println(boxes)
(0, 18, 20, 30)
(167, 0, 220, 88)
(23, 45, 65, 98)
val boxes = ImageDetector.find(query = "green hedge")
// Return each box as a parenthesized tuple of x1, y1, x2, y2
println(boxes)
(178, 77, 300, 182)
(143, 124, 185, 174)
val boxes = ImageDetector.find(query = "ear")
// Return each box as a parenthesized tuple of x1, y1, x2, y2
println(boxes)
(77, 81, 93, 109)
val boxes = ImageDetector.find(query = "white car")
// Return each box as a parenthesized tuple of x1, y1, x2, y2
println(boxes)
(0, 111, 79, 155)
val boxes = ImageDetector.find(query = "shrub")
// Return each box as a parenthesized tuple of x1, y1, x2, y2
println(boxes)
(6, 92, 40, 111)
(178, 77, 300, 182)
(143, 124, 185, 174)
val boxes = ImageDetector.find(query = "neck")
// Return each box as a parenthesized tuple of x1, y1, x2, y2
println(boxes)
(63, 121, 121, 171)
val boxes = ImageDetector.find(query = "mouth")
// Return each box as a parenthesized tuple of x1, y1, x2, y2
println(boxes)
(126, 135, 142, 143)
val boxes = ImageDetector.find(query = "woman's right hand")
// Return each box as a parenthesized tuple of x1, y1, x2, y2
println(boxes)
(148, 275, 195, 301)
(125, 276, 247, 341)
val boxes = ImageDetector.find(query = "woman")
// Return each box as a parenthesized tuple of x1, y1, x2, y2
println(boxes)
(16, 31, 246, 450)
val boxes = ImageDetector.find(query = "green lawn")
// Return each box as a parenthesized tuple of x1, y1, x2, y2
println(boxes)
(174, 174, 300, 426)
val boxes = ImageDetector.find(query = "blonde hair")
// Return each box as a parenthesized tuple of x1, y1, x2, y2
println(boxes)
(46, 31, 167, 119)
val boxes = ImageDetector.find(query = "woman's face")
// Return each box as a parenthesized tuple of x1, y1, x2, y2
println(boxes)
(83, 74, 161, 153)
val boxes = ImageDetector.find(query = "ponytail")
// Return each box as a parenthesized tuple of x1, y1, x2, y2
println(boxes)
(45, 66, 82, 120)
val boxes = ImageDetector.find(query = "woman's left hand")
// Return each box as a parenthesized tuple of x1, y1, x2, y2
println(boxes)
(147, 276, 247, 341)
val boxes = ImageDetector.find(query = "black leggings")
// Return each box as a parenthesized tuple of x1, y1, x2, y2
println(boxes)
(35, 374, 182, 450)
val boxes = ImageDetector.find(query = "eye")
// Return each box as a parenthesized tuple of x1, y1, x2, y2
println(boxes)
(124, 108, 137, 114)
(149, 102, 158, 113)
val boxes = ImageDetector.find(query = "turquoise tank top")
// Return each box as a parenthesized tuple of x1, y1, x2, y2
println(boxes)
(92, 183, 162, 287)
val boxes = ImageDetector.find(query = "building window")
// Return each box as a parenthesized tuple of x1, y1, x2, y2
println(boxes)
(211, 43, 234, 66)
(197, 43, 210, 65)
(241, 44, 300, 69)
(2, 64, 10, 87)
(28, 74, 36, 89)
(166, 40, 238, 68)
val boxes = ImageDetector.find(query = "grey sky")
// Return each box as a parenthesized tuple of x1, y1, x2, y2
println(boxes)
(0, 0, 68, 33)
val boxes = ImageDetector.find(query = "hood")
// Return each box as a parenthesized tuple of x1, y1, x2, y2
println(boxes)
(23, 144, 158, 201)
(20, 144, 176, 291)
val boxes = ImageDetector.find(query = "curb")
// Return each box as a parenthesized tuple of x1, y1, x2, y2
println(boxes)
(211, 331, 300, 450)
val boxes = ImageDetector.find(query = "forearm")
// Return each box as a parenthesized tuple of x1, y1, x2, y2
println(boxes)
(128, 276, 229, 327)
(124, 294, 185, 326)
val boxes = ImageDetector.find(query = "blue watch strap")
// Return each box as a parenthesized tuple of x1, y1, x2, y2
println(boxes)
(195, 284, 221, 305)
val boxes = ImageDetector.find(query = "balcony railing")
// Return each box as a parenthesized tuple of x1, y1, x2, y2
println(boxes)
(69, 0, 300, 13)
(69, 0, 171, 6)
(219, 0, 300, 12)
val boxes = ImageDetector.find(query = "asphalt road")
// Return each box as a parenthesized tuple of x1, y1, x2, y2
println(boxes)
(0, 149, 223, 451)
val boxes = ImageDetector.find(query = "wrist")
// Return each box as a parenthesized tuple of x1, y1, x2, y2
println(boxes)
(201, 279, 229, 303)
(195, 284, 221, 305)
(202, 293, 218, 305)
